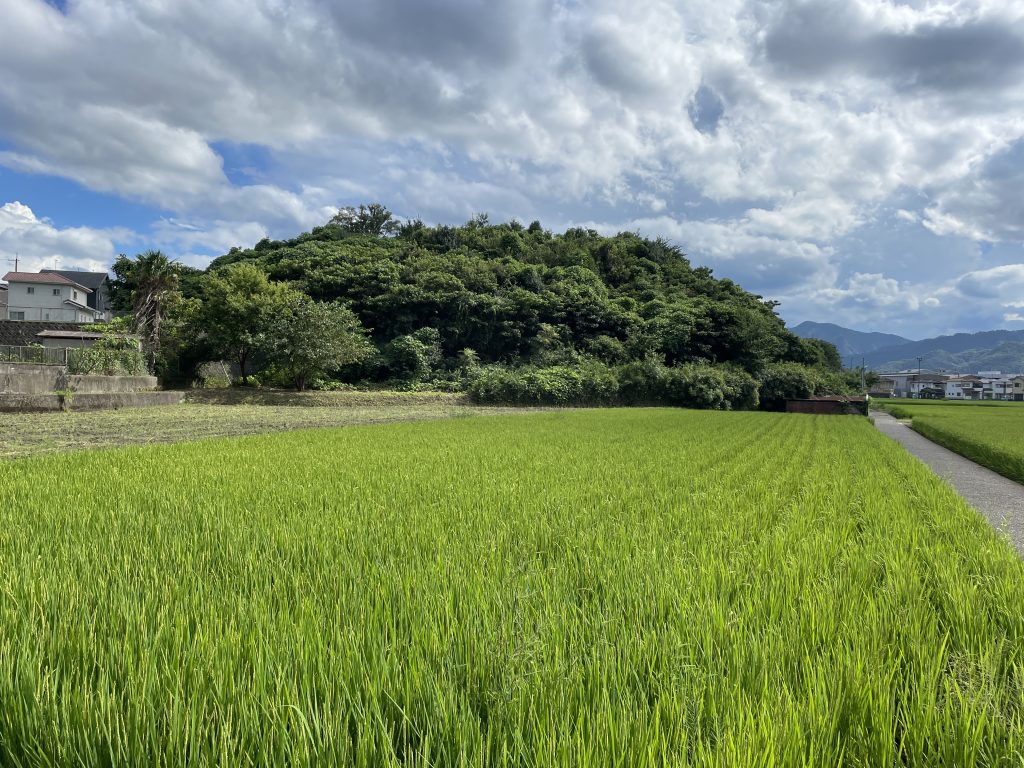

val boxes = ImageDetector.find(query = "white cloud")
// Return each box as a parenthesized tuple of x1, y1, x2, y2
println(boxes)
(0, 0, 1023, 334)
(0, 201, 129, 274)
(955, 264, 1024, 302)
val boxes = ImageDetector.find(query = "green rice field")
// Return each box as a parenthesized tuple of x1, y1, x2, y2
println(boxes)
(877, 400, 1024, 484)
(2, 409, 1024, 765)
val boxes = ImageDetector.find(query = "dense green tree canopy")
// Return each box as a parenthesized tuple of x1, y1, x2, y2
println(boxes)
(209, 214, 824, 379)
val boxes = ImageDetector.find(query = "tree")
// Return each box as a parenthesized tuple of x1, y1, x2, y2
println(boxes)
(271, 298, 371, 390)
(200, 263, 295, 383)
(329, 203, 399, 236)
(110, 251, 181, 372)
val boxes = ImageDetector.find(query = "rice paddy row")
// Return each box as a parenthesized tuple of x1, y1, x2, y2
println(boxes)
(877, 400, 1024, 484)
(1, 409, 1023, 765)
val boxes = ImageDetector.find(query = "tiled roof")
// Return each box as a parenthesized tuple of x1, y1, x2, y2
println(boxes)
(2, 272, 93, 292)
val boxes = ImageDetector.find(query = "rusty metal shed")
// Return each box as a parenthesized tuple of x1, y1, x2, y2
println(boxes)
(785, 396, 868, 416)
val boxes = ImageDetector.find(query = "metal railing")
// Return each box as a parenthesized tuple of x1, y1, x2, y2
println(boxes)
(0, 345, 70, 366)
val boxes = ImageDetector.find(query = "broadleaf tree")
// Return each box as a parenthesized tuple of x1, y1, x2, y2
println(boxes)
(200, 263, 296, 383)
(271, 297, 372, 391)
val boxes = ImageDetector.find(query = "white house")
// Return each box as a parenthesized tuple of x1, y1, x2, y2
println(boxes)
(945, 375, 983, 400)
(880, 371, 948, 398)
(1013, 376, 1024, 401)
(2, 272, 104, 323)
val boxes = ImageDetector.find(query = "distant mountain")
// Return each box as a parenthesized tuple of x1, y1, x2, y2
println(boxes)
(793, 322, 1024, 374)
(790, 321, 912, 358)
(865, 331, 1024, 373)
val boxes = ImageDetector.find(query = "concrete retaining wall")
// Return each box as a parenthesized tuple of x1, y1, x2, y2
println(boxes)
(0, 363, 157, 394)
(68, 375, 158, 393)
(0, 391, 184, 412)
(0, 363, 59, 394)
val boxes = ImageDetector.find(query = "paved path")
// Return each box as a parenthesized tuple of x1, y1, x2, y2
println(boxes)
(871, 411, 1024, 554)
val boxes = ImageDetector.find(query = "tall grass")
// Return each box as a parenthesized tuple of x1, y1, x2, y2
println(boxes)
(876, 401, 1024, 484)
(1, 410, 1023, 765)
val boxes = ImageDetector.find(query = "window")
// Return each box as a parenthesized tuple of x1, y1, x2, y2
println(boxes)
(53, 288, 61, 296)
(73, 290, 78, 300)
(9, 311, 25, 320)
(26, 286, 34, 294)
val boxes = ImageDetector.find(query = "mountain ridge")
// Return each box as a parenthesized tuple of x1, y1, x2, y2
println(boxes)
(789, 321, 912, 358)
(792, 322, 1024, 373)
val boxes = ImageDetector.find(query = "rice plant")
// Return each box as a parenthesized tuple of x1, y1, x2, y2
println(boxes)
(1, 409, 1023, 766)
(878, 400, 1024, 483)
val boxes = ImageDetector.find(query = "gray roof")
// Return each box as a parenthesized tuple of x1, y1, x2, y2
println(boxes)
(40, 269, 109, 291)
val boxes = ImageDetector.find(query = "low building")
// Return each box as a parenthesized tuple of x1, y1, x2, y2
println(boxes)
(1013, 376, 1024, 402)
(0, 319, 99, 349)
(0, 284, 7, 312)
(3, 272, 104, 323)
(40, 269, 111, 321)
(868, 381, 894, 398)
(786, 396, 868, 416)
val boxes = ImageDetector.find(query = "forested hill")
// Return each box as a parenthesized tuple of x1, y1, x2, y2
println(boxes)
(207, 214, 835, 375)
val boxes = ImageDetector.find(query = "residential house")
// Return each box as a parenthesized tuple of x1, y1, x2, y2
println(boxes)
(977, 372, 1024, 401)
(945, 375, 983, 400)
(880, 371, 948, 398)
(909, 374, 949, 399)
(40, 269, 111, 321)
(2, 272, 104, 323)
(1013, 376, 1024, 402)
(0, 284, 6, 312)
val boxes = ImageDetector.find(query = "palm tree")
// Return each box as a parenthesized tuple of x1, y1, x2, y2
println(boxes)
(126, 251, 179, 372)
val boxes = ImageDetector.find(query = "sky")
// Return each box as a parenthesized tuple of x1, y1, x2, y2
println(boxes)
(2, 0, 1024, 339)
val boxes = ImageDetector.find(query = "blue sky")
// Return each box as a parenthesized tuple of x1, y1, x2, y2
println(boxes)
(2, 0, 1024, 338)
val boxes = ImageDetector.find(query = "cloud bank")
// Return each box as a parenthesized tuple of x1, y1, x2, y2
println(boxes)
(1, 0, 1023, 336)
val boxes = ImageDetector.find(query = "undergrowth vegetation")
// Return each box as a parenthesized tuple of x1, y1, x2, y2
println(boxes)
(1, 410, 1023, 765)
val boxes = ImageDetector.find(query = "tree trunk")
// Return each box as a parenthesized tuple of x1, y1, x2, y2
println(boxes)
(238, 351, 249, 385)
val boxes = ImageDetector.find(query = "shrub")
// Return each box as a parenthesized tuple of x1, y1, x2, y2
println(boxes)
(468, 361, 620, 406)
(721, 365, 760, 410)
(384, 329, 442, 382)
(665, 363, 728, 410)
(196, 361, 232, 389)
(757, 363, 823, 411)
(68, 340, 148, 377)
(615, 357, 671, 405)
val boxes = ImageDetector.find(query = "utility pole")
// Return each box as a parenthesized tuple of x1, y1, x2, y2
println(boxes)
(861, 357, 866, 392)
(916, 356, 924, 399)
(3, 253, 18, 272)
